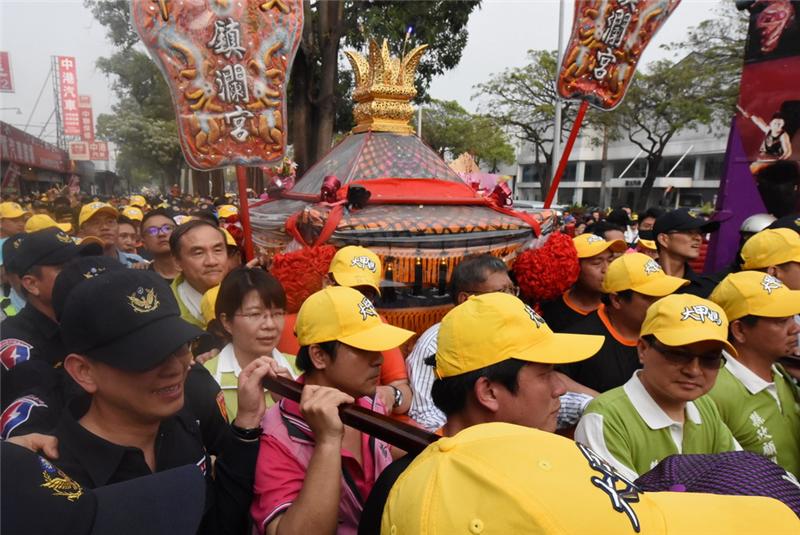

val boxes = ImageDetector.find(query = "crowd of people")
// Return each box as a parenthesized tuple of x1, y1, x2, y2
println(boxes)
(1, 191, 799, 533)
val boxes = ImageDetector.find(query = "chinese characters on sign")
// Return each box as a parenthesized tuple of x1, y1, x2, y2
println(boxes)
(57, 56, 81, 135)
(1, 123, 69, 173)
(131, 0, 303, 170)
(68, 141, 108, 161)
(557, 0, 681, 110)
(0, 52, 13, 93)
(78, 95, 95, 142)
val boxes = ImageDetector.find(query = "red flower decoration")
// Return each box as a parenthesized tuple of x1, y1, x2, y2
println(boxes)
(270, 245, 336, 313)
(513, 232, 579, 304)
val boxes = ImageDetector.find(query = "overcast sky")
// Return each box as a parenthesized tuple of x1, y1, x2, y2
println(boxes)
(1, 0, 728, 146)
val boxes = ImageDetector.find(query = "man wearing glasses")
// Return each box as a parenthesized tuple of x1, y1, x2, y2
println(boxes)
(653, 208, 720, 298)
(140, 208, 180, 282)
(575, 294, 739, 481)
(708, 271, 800, 478)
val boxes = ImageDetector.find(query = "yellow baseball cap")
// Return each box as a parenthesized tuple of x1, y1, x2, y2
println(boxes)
(217, 204, 239, 220)
(129, 195, 147, 208)
(382, 422, 799, 534)
(24, 214, 72, 234)
(602, 253, 688, 296)
(221, 228, 237, 247)
(641, 294, 736, 356)
(709, 271, 800, 322)
(435, 293, 603, 378)
(79, 202, 119, 228)
(741, 228, 800, 270)
(637, 238, 657, 251)
(573, 233, 627, 258)
(121, 206, 144, 222)
(328, 245, 382, 294)
(295, 286, 413, 351)
(0, 202, 30, 220)
(201, 284, 220, 323)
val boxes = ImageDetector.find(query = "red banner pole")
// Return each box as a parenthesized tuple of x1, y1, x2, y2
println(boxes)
(235, 165, 255, 261)
(544, 100, 589, 208)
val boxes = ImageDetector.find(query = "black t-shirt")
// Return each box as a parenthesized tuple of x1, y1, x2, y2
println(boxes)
(359, 454, 415, 535)
(677, 264, 720, 298)
(539, 293, 596, 333)
(147, 261, 174, 284)
(561, 307, 640, 393)
(53, 397, 258, 535)
(1, 304, 66, 367)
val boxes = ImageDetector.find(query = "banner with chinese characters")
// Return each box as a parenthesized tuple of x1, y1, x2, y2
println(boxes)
(56, 56, 81, 135)
(0, 52, 13, 93)
(557, 0, 682, 110)
(1, 121, 69, 173)
(131, 0, 303, 170)
(89, 141, 109, 161)
(68, 142, 90, 161)
(78, 95, 95, 142)
(734, 0, 800, 216)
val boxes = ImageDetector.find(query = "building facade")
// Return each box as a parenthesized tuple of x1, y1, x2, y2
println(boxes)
(515, 124, 729, 209)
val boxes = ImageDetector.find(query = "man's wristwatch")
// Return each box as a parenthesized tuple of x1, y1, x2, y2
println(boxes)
(231, 422, 262, 441)
(389, 385, 403, 409)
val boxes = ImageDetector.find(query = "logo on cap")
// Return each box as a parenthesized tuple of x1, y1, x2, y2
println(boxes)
(38, 456, 83, 502)
(358, 296, 378, 321)
(351, 255, 377, 273)
(12, 238, 21, 249)
(761, 274, 783, 295)
(586, 235, 605, 244)
(643, 259, 662, 275)
(128, 287, 160, 314)
(576, 443, 641, 531)
(524, 304, 546, 328)
(680, 305, 722, 326)
(55, 232, 72, 244)
(83, 266, 107, 279)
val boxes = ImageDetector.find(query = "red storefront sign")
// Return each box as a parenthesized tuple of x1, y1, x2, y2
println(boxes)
(0, 52, 13, 93)
(78, 95, 94, 141)
(89, 141, 109, 161)
(57, 56, 81, 135)
(68, 142, 90, 161)
(0, 121, 69, 173)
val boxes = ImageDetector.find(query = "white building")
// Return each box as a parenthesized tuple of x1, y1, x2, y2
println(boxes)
(514, 124, 729, 209)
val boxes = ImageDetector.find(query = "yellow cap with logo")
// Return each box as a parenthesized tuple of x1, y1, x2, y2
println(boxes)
(637, 238, 657, 251)
(573, 233, 627, 259)
(121, 206, 144, 222)
(435, 293, 603, 378)
(382, 422, 800, 535)
(603, 253, 688, 296)
(24, 214, 72, 234)
(201, 284, 220, 323)
(79, 202, 119, 228)
(217, 204, 239, 220)
(328, 245, 382, 294)
(0, 202, 30, 220)
(709, 270, 800, 322)
(129, 195, 147, 208)
(741, 228, 800, 270)
(641, 294, 735, 355)
(295, 286, 413, 351)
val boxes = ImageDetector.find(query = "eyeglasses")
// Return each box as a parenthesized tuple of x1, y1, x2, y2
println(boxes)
(234, 309, 286, 323)
(145, 224, 176, 236)
(648, 339, 725, 370)
(465, 285, 519, 297)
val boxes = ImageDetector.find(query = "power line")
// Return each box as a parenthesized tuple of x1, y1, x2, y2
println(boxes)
(23, 68, 53, 133)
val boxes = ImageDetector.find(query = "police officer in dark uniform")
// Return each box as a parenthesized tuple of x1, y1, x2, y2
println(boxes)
(1, 229, 102, 369)
(52, 269, 281, 534)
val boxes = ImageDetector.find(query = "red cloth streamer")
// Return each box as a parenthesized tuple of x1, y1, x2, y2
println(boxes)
(270, 245, 337, 313)
(512, 232, 579, 304)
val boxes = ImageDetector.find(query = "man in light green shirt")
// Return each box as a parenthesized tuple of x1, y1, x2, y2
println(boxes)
(575, 294, 738, 480)
(708, 270, 800, 477)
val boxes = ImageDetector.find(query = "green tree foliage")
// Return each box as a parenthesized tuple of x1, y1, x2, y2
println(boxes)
(473, 50, 579, 198)
(422, 100, 514, 172)
(85, 0, 482, 181)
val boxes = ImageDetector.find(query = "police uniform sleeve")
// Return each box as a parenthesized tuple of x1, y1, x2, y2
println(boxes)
(184, 362, 232, 455)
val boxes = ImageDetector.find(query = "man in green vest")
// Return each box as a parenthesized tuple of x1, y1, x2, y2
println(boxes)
(575, 293, 738, 481)
(708, 270, 800, 477)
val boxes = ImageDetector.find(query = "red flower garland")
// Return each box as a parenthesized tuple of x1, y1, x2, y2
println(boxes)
(513, 232, 579, 304)
(270, 245, 337, 313)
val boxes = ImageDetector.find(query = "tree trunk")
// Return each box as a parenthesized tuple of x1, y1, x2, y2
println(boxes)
(288, 1, 316, 175)
(637, 155, 663, 211)
(313, 0, 344, 167)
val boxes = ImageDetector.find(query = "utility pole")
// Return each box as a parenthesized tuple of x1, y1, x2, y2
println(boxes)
(50, 56, 65, 150)
(550, 0, 566, 186)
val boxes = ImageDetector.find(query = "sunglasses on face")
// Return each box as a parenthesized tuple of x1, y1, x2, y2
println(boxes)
(144, 224, 176, 236)
(649, 339, 725, 370)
